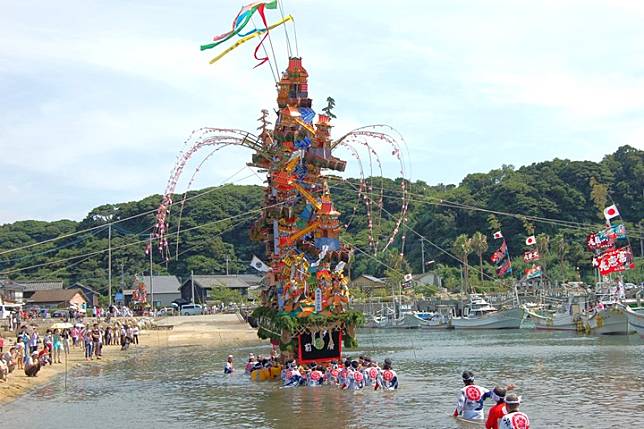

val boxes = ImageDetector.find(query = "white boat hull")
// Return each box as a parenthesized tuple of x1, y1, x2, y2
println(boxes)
(623, 306, 644, 338)
(452, 307, 522, 330)
(585, 307, 629, 335)
(366, 313, 450, 329)
(530, 312, 580, 331)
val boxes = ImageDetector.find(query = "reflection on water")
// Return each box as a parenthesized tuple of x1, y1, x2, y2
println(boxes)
(2, 330, 642, 428)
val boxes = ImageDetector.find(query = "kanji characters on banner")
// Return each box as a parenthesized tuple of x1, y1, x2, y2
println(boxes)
(523, 249, 540, 263)
(596, 246, 634, 276)
(586, 224, 627, 251)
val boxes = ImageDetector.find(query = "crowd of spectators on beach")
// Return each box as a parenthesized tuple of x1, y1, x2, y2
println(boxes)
(0, 320, 141, 384)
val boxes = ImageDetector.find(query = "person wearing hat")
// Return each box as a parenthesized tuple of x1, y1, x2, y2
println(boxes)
(224, 355, 234, 374)
(486, 386, 508, 429)
(499, 394, 530, 429)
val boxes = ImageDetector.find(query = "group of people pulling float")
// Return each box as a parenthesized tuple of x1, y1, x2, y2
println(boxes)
(455, 370, 531, 429)
(225, 353, 398, 391)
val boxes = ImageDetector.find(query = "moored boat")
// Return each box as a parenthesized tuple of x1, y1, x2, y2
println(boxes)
(522, 306, 583, 331)
(620, 304, 644, 338)
(451, 295, 522, 330)
(584, 305, 629, 335)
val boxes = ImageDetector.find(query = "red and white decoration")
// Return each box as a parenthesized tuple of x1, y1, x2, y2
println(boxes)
(525, 235, 536, 246)
(523, 249, 540, 263)
(493, 231, 503, 239)
(603, 204, 620, 222)
(597, 246, 634, 276)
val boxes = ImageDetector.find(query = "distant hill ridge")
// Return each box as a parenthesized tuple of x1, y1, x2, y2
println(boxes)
(0, 145, 641, 293)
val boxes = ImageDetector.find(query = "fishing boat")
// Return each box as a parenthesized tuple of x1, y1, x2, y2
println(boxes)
(451, 295, 522, 330)
(620, 304, 644, 338)
(583, 303, 629, 335)
(521, 295, 590, 332)
(522, 306, 582, 331)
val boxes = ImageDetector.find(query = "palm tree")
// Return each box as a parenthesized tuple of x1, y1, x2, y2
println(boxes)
(551, 233, 568, 281)
(452, 234, 473, 293)
(471, 231, 488, 282)
(536, 233, 550, 284)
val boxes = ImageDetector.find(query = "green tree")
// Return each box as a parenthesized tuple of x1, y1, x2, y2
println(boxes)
(470, 231, 488, 281)
(321, 96, 337, 119)
(452, 234, 472, 293)
(536, 233, 550, 278)
(589, 176, 609, 220)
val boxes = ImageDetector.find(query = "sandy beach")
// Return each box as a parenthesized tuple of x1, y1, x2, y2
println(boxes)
(0, 314, 262, 404)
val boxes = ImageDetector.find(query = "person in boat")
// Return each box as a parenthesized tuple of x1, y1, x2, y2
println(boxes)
(377, 358, 398, 391)
(486, 386, 508, 429)
(454, 371, 491, 420)
(499, 394, 530, 429)
(224, 355, 234, 374)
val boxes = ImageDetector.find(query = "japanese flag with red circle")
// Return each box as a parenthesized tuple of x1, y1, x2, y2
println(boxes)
(603, 205, 620, 222)
(525, 235, 536, 246)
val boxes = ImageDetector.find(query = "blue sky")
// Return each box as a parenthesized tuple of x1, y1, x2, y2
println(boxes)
(1, 0, 643, 223)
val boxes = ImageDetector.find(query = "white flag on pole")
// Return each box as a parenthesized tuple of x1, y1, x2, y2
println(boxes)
(250, 255, 271, 272)
(603, 204, 620, 222)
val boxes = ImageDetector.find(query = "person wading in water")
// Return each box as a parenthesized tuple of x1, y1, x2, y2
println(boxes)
(500, 394, 530, 429)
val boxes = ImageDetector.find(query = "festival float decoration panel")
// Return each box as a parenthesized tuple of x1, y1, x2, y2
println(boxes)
(588, 207, 633, 278)
(148, 2, 410, 362)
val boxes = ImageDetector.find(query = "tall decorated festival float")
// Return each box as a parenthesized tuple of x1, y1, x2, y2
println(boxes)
(246, 58, 363, 362)
(149, 1, 410, 365)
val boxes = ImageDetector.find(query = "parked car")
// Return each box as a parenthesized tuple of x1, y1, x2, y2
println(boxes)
(157, 307, 176, 316)
(180, 304, 203, 316)
(51, 310, 68, 318)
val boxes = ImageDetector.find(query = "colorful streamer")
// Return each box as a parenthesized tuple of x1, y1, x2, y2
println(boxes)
(200, 1, 281, 67)
(208, 15, 293, 65)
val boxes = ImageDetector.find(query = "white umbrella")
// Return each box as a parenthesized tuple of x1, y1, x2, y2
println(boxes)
(51, 322, 74, 329)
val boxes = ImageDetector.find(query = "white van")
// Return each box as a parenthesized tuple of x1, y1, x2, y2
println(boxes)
(180, 303, 203, 316)
(0, 303, 22, 319)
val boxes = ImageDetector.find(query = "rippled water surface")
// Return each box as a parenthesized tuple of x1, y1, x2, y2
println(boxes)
(2, 329, 643, 428)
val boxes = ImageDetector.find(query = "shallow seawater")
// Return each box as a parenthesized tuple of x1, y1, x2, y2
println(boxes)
(2, 329, 643, 428)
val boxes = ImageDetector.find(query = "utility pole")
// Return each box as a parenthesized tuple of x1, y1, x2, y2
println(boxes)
(226, 257, 229, 276)
(421, 239, 425, 274)
(120, 263, 125, 289)
(108, 222, 112, 305)
(149, 233, 154, 312)
(191, 270, 195, 305)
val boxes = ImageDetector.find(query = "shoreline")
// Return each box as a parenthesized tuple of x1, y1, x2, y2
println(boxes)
(0, 314, 262, 405)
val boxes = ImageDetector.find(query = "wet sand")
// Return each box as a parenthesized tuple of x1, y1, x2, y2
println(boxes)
(0, 314, 262, 404)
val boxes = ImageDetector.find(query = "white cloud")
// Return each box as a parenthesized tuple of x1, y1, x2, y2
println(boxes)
(1, 0, 644, 222)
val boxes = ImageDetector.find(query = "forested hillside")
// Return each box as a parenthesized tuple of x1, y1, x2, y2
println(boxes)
(1, 145, 641, 294)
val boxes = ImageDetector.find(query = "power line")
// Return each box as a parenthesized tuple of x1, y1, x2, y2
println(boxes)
(0, 172, 259, 257)
(0, 201, 285, 276)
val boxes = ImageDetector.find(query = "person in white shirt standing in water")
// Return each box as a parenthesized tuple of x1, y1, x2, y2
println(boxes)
(454, 370, 490, 420)
(499, 394, 530, 429)
(224, 355, 234, 374)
